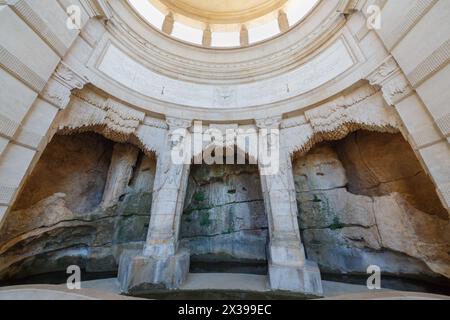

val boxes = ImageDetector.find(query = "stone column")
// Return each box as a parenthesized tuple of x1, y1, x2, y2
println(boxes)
(162, 12, 174, 35)
(101, 143, 139, 208)
(277, 10, 289, 32)
(240, 25, 249, 46)
(202, 25, 212, 47)
(256, 117, 323, 295)
(118, 117, 192, 292)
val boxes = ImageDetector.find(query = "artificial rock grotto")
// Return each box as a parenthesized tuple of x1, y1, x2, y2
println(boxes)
(0, 0, 450, 298)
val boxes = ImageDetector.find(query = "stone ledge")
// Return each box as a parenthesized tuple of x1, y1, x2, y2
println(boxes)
(118, 249, 190, 293)
(268, 260, 323, 297)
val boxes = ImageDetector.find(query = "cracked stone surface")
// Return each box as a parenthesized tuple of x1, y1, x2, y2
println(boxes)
(0, 134, 155, 281)
(294, 132, 450, 279)
(180, 164, 268, 266)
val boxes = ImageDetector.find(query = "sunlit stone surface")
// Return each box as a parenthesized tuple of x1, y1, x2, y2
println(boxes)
(0, 0, 449, 299)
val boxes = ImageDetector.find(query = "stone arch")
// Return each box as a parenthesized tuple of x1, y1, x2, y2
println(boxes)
(181, 131, 269, 274)
(281, 84, 401, 159)
(290, 129, 450, 280)
(0, 130, 159, 282)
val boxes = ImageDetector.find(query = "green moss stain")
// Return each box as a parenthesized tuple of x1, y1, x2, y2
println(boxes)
(227, 189, 236, 194)
(122, 192, 153, 215)
(199, 210, 211, 227)
(193, 191, 206, 202)
(330, 216, 345, 230)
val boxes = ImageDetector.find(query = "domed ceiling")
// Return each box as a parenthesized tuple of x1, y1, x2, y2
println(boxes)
(155, 0, 288, 24)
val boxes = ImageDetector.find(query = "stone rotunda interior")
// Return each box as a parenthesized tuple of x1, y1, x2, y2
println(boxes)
(0, 0, 449, 299)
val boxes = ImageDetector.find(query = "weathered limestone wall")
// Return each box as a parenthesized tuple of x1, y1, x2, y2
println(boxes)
(180, 164, 268, 271)
(0, 133, 155, 281)
(0, 0, 108, 225)
(294, 131, 450, 279)
(13, 133, 113, 213)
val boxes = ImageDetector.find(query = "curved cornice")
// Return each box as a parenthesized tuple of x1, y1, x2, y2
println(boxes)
(107, 0, 345, 84)
(67, 0, 392, 121)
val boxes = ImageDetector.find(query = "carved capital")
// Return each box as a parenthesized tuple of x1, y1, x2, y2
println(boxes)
(381, 73, 413, 106)
(166, 117, 192, 130)
(256, 116, 283, 129)
(366, 56, 413, 105)
(40, 79, 72, 109)
(366, 56, 399, 86)
(41, 63, 89, 109)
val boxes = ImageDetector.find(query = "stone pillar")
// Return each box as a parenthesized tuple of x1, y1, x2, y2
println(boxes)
(161, 12, 174, 35)
(202, 25, 212, 47)
(101, 143, 139, 208)
(277, 10, 289, 32)
(240, 25, 249, 46)
(256, 117, 323, 296)
(118, 117, 192, 292)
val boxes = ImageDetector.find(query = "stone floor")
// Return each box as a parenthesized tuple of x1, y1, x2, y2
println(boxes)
(0, 274, 449, 300)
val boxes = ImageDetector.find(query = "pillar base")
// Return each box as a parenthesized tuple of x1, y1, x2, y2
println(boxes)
(268, 260, 323, 296)
(118, 249, 190, 293)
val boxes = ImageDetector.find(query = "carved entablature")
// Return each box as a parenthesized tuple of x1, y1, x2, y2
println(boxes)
(57, 87, 168, 157)
(103, 98, 145, 142)
(280, 84, 400, 157)
(166, 117, 193, 130)
(366, 56, 413, 106)
(255, 116, 283, 129)
(40, 62, 89, 109)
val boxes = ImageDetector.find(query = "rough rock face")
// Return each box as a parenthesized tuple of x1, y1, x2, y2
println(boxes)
(13, 133, 113, 213)
(294, 131, 450, 279)
(0, 133, 154, 281)
(180, 164, 268, 269)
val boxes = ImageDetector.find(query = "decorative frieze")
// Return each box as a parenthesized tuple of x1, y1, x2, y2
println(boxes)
(6, 0, 68, 57)
(0, 113, 20, 139)
(103, 104, 143, 142)
(280, 116, 308, 129)
(407, 39, 450, 88)
(436, 113, 450, 138)
(384, 0, 438, 51)
(143, 117, 169, 130)
(0, 186, 17, 205)
(281, 84, 399, 156)
(366, 56, 413, 106)
(0, 45, 47, 92)
(58, 88, 168, 157)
